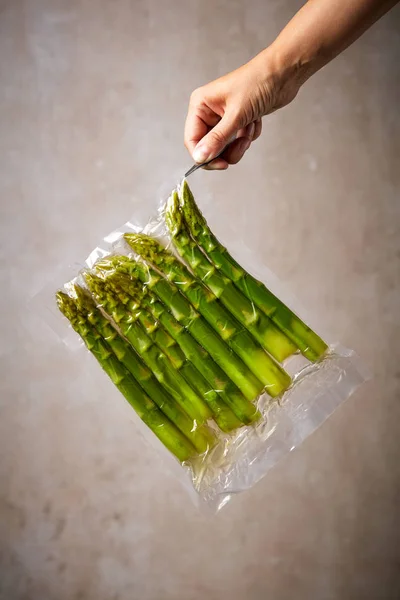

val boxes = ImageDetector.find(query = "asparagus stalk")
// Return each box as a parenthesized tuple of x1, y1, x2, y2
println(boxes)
(178, 180, 328, 362)
(163, 191, 297, 362)
(73, 285, 214, 451)
(123, 234, 292, 397)
(102, 270, 259, 426)
(88, 277, 242, 433)
(98, 256, 268, 400)
(56, 290, 196, 462)
(85, 273, 212, 425)
(136, 307, 185, 370)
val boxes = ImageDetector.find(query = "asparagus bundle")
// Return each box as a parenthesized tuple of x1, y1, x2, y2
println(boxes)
(163, 190, 297, 362)
(86, 272, 242, 433)
(56, 290, 197, 462)
(53, 165, 350, 509)
(84, 273, 212, 425)
(72, 284, 215, 452)
(99, 256, 267, 401)
(177, 180, 328, 362)
(125, 228, 294, 366)
(123, 236, 292, 398)
(97, 265, 260, 425)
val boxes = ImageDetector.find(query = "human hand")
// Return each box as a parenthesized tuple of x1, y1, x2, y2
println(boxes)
(184, 51, 301, 170)
(185, 0, 398, 171)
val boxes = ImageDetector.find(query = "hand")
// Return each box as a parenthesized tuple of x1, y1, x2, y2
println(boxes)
(184, 51, 301, 170)
(184, 0, 397, 171)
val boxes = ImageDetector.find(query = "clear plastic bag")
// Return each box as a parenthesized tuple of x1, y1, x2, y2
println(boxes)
(44, 179, 368, 512)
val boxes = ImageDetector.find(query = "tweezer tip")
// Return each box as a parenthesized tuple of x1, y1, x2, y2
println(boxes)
(184, 164, 201, 178)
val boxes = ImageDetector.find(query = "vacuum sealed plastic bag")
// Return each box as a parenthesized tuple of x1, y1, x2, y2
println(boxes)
(51, 179, 367, 511)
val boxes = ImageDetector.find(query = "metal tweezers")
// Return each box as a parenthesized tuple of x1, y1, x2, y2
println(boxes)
(184, 157, 217, 178)
(184, 162, 206, 178)
(184, 142, 233, 178)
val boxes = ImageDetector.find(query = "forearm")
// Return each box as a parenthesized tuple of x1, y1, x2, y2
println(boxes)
(184, 0, 397, 167)
(254, 0, 398, 99)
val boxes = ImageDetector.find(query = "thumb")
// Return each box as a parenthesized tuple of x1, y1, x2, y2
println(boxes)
(192, 112, 239, 164)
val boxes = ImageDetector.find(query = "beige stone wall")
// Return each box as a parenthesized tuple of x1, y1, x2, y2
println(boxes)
(1, 1, 399, 599)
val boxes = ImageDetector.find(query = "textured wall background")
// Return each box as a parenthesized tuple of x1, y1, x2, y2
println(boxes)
(1, 1, 399, 599)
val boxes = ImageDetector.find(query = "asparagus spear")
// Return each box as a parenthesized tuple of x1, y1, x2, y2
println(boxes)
(73, 285, 214, 451)
(101, 270, 259, 426)
(178, 180, 328, 362)
(135, 306, 185, 370)
(123, 234, 292, 397)
(98, 256, 269, 400)
(85, 273, 212, 425)
(56, 290, 196, 462)
(86, 277, 242, 433)
(163, 191, 297, 362)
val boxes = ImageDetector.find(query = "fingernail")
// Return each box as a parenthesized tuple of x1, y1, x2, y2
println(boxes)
(248, 122, 255, 139)
(242, 139, 251, 152)
(193, 144, 210, 164)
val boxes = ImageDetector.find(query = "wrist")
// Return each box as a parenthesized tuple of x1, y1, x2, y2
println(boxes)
(248, 42, 318, 113)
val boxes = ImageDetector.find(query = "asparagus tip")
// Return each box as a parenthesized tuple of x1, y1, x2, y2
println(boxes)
(56, 289, 80, 326)
(55, 290, 69, 315)
(95, 255, 126, 273)
(108, 272, 145, 300)
(178, 179, 205, 235)
(73, 283, 96, 312)
(165, 190, 183, 238)
(83, 271, 105, 296)
(124, 233, 166, 266)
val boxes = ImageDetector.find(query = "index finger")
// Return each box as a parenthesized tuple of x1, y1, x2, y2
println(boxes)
(184, 103, 221, 158)
(184, 110, 208, 156)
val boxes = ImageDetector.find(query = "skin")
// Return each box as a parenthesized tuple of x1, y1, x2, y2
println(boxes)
(185, 0, 398, 170)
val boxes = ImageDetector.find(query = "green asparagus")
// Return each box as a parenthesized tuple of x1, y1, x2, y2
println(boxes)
(178, 179, 328, 362)
(97, 256, 268, 400)
(86, 277, 242, 433)
(56, 290, 196, 462)
(101, 269, 260, 425)
(163, 191, 297, 362)
(84, 273, 212, 425)
(123, 234, 291, 397)
(73, 284, 215, 451)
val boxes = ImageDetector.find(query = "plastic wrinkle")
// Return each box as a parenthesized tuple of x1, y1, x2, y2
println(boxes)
(43, 182, 368, 512)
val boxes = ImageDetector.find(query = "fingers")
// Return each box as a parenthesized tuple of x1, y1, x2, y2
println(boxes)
(253, 118, 262, 141)
(184, 103, 221, 157)
(184, 113, 208, 157)
(191, 110, 240, 164)
(200, 119, 262, 170)
(203, 158, 229, 171)
(184, 82, 264, 170)
(185, 85, 236, 163)
(221, 122, 256, 165)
